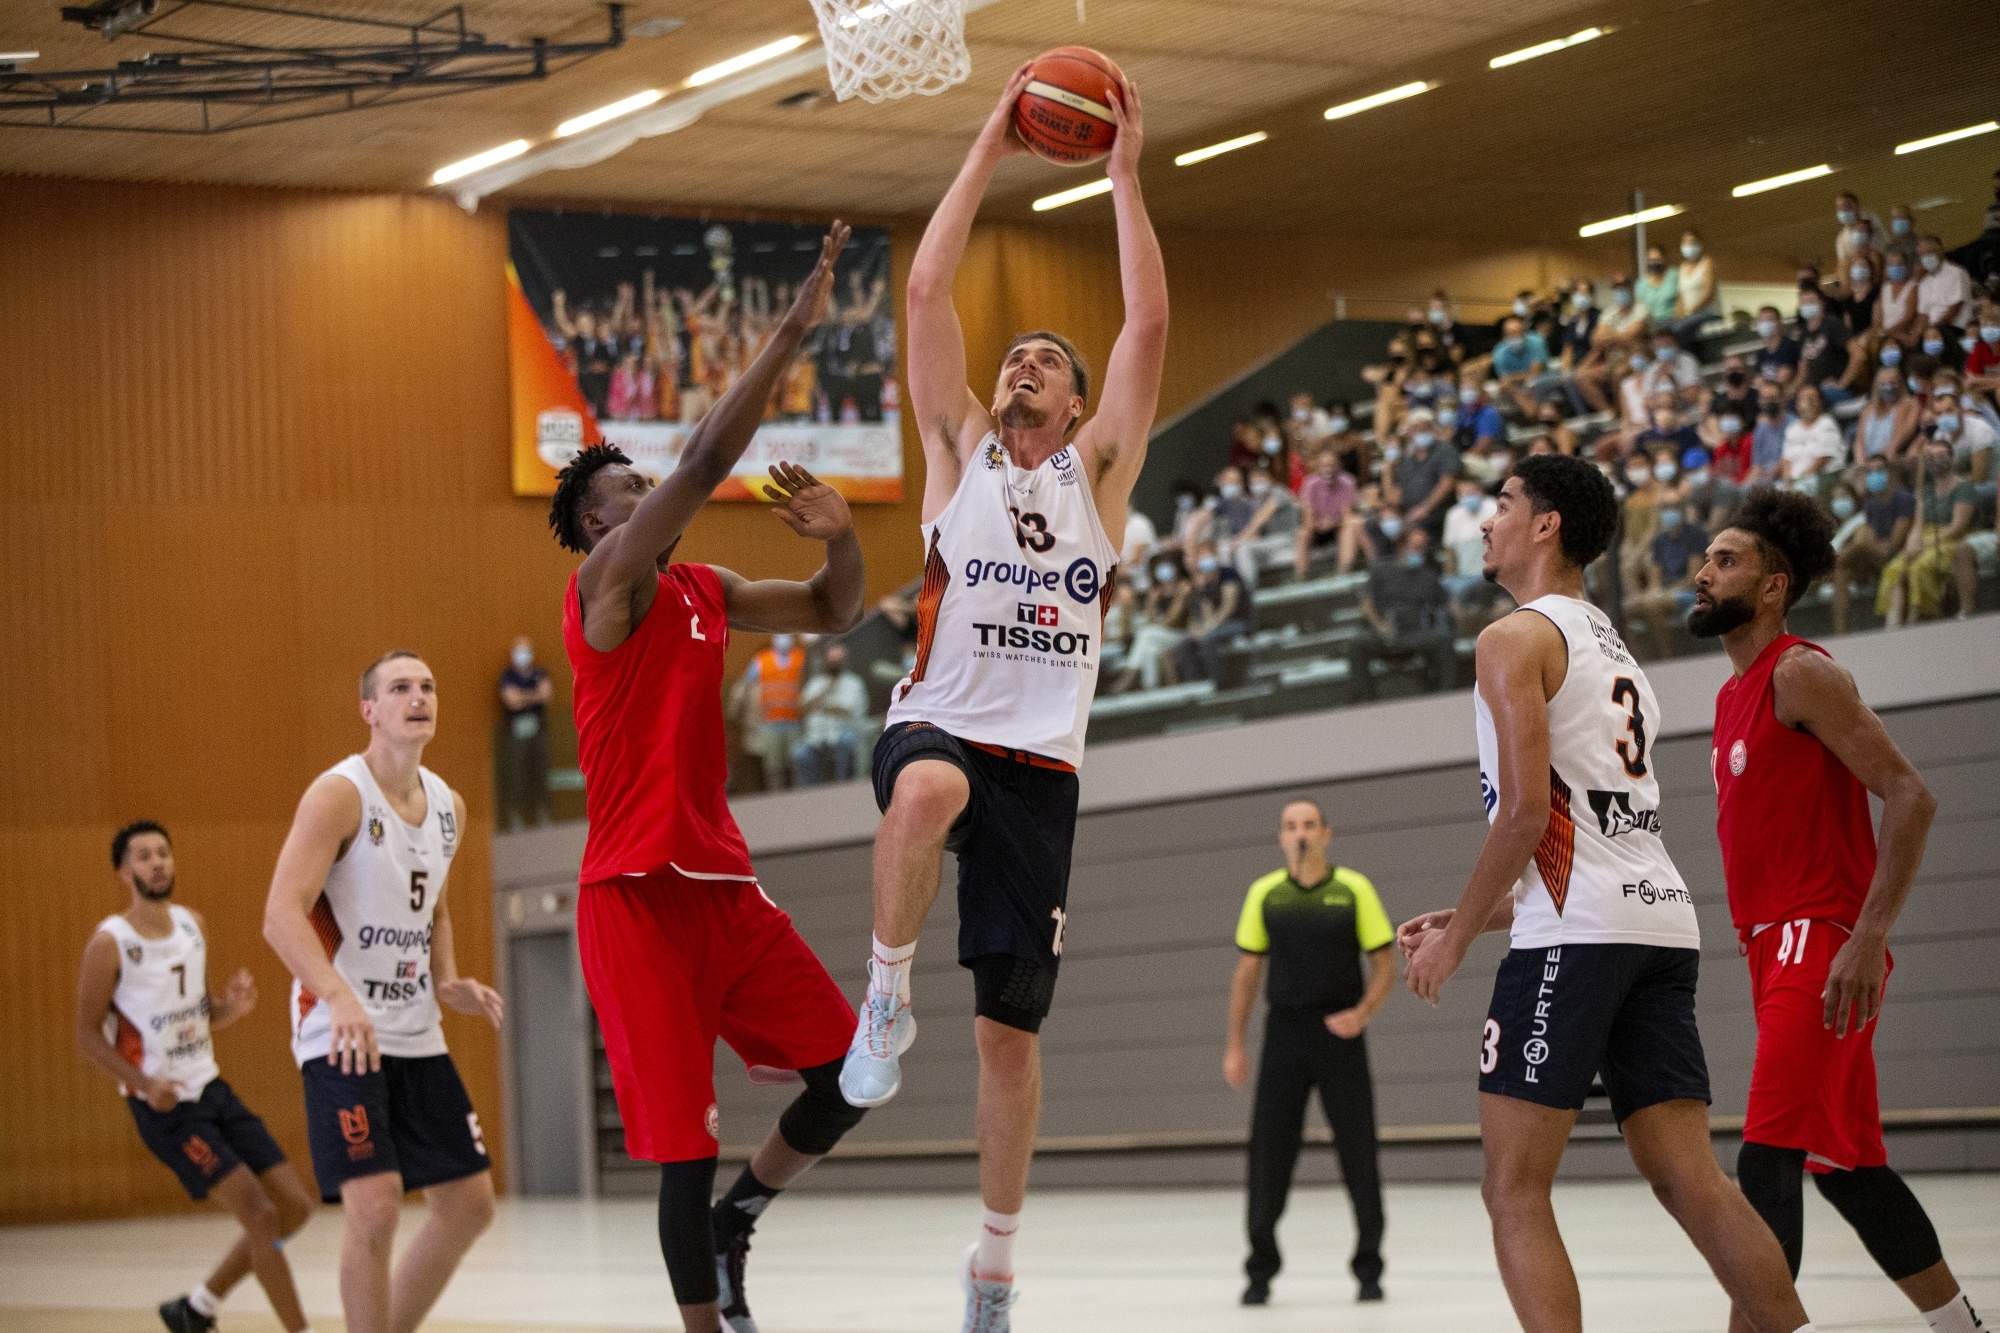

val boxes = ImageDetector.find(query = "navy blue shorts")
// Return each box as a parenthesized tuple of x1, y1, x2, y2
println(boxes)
(872, 721, 1078, 1027)
(301, 1053, 488, 1202)
(1477, 943, 1711, 1124)
(129, 1078, 286, 1201)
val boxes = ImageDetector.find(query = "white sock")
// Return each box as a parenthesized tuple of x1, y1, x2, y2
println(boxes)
(187, 1285, 219, 1317)
(870, 935, 915, 1003)
(1926, 1292, 1986, 1333)
(973, 1207, 1020, 1282)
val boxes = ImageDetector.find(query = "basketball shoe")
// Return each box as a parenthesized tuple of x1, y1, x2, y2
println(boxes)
(158, 1297, 215, 1333)
(715, 1231, 759, 1333)
(960, 1242, 1019, 1333)
(838, 971, 915, 1107)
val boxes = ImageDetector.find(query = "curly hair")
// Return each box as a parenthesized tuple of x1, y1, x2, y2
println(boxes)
(1727, 486, 1836, 608)
(548, 443, 632, 553)
(1515, 453, 1618, 569)
(111, 819, 170, 870)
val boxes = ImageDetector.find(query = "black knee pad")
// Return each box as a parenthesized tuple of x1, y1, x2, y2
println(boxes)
(1812, 1166, 1944, 1281)
(778, 1059, 867, 1156)
(1735, 1142, 1806, 1279)
(970, 953, 1055, 1034)
(656, 1157, 719, 1306)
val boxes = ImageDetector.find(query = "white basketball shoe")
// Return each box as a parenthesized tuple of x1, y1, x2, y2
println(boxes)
(959, 1243, 1019, 1333)
(837, 972, 915, 1107)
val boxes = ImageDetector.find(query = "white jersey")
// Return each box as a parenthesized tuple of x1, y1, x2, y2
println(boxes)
(885, 433, 1120, 767)
(291, 755, 457, 1065)
(1474, 596, 1699, 949)
(97, 906, 219, 1101)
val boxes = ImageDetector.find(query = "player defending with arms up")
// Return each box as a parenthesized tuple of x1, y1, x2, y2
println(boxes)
(838, 64, 1167, 1331)
(1690, 489, 1986, 1333)
(553, 225, 874, 1333)
(77, 821, 315, 1333)
(1397, 455, 1820, 1333)
(264, 652, 504, 1333)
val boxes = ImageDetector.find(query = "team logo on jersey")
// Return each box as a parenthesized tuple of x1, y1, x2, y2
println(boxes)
(339, 1105, 375, 1162)
(395, 959, 419, 979)
(705, 1103, 720, 1139)
(437, 808, 457, 855)
(366, 815, 385, 847)
(1587, 789, 1661, 838)
(983, 438, 1006, 470)
(1479, 771, 1497, 817)
(126, 944, 143, 964)
(1063, 556, 1101, 604)
(1017, 603, 1060, 626)
(1052, 448, 1079, 486)
(182, 1136, 221, 1176)
(1728, 739, 1748, 776)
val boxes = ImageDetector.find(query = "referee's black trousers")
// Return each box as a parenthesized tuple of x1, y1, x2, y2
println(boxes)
(1245, 1008, 1385, 1286)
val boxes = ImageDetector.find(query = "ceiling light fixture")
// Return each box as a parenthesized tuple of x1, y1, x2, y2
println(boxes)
(1578, 203, 1683, 238)
(1033, 177, 1113, 212)
(1894, 121, 1997, 155)
(1731, 163, 1832, 198)
(432, 139, 529, 185)
(0, 51, 39, 62)
(1174, 131, 1267, 167)
(686, 35, 809, 87)
(1323, 81, 1432, 121)
(1489, 27, 1604, 69)
(557, 88, 664, 137)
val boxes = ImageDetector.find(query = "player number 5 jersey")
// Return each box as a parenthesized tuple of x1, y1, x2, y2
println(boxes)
(291, 754, 457, 1066)
(97, 905, 219, 1101)
(1474, 596, 1699, 949)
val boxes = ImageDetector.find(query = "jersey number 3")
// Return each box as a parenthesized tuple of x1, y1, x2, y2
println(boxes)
(1610, 676, 1649, 778)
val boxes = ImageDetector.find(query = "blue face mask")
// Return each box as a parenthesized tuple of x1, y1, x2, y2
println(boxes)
(1378, 516, 1403, 539)
(1887, 265, 1908, 282)
(1403, 550, 1425, 568)
(1658, 509, 1682, 530)
(1412, 432, 1435, 449)
(1458, 386, 1479, 405)
(1436, 408, 1459, 428)
(1630, 348, 1652, 365)
(1756, 319, 1778, 339)
(1799, 302, 1822, 321)
(1831, 496, 1856, 519)
(1459, 493, 1482, 512)
(1865, 470, 1890, 493)
(1982, 326, 2000, 344)
(772, 635, 795, 652)
(1328, 416, 1350, 434)
(1654, 462, 1677, 483)
(1881, 346, 1903, 366)
(1176, 494, 1196, 511)
(1153, 563, 1175, 582)
(1892, 218, 1911, 235)
(1850, 264, 1872, 284)
(1219, 482, 1242, 500)
(1197, 555, 1219, 573)
(1936, 414, 1961, 435)
(1720, 415, 1743, 435)
(1614, 288, 1634, 307)
(1381, 445, 1401, 463)
(1923, 338, 1945, 356)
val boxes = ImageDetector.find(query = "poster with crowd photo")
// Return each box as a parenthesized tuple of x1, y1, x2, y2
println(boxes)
(506, 209, 901, 501)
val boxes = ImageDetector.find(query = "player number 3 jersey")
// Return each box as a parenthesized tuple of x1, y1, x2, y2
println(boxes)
(291, 754, 457, 1066)
(1474, 595, 1699, 949)
(98, 905, 220, 1101)
(885, 433, 1119, 767)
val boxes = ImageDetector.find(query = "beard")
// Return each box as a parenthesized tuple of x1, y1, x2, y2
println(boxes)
(1686, 591, 1756, 638)
(136, 875, 175, 902)
(998, 397, 1050, 431)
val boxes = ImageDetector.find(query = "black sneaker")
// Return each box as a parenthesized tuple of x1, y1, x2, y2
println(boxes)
(1358, 1278, 1385, 1302)
(159, 1297, 216, 1333)
(1241, 1277, 1270, 1306)
(715, 1232, 759, 1333)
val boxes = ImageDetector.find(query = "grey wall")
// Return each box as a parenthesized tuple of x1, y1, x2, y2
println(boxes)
(716, 695, 2000, 1191)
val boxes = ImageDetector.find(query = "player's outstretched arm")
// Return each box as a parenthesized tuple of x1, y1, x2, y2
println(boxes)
(431, 795, 504, 1030)
(713, 463, 866, 634)
(1406, 615, 1559, 1003)
(1075, 74, 1168, 537)
(263, 773, 380, 1074)
(73, 930, 177, 1110)
(1772, 647, 1937, 1036)
(581, 224, 849, 597)
(907, 63, 1036, 496)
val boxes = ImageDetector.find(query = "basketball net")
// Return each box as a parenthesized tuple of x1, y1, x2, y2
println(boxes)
(810, 0, 970, 103)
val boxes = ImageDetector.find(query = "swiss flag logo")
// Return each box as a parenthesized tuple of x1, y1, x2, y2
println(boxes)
(1017, 603, 1059, 626)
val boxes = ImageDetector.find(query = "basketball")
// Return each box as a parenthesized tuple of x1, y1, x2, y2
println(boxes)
(1013, 46, 1124, 167)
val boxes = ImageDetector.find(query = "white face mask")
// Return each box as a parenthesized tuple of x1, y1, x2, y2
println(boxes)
(1328, 416, 1350, 434)
(512, 648, 533, 671)
(1249, 479, 1272, 497)
(1681, 242, 1702, 260)
(772, 635, 795, 652)
(1756, 319, 1778, 338)
(1261, 434, 1282, 454)
(1219, 482, 1242, 501)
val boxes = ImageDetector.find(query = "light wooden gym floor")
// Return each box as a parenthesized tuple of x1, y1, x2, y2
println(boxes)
(5, 1176, 1995, 1332)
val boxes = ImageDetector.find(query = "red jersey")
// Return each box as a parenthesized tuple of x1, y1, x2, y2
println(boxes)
(1712, 634, 1876, 934)
(563, 565, 754, 884)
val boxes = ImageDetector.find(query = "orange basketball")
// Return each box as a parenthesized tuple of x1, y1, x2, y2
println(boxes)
(1013, 47, 1124, 167)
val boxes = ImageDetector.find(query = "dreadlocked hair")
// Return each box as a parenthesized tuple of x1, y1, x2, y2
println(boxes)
(549, 443, 632, 553)
(1729, 486, 1837, 608)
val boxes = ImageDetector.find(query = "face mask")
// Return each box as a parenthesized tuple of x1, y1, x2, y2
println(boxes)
(1658, 509, 1683, 530)
(1219, 482, 1242, 500)
(1877, 382, 1898, 401)
(1459, 493, 1482, 512)
(1887, 264, 1908, 282)
(1923, 338, 1945, 356)
(1725, 369, 1746, 387)
(1196, 555, 1219, 573)
(1761, 402, 1782, 417)
(1412, 432, 1436, 450)
(1261, 434, 1282, 454)
(1381, 445, 1401, 463)
(1920, 254, 1942, 272)
(1513, 299, 1530, 316)
(1573, 292, 1592, 309)
(1654, 347, 1678, 365)
(1437, 407, 1459, 428)
(1378, 516, 1403, 539)
(1756, 319, 1778, 338)
(1865, 470, 1890, 493)
(1720, 415, 1743, 435)
(1654, 462, 1678, 482)
(1249, 479, 1272, 497)
(1936, 414, 1961, 435)
(1881, 346, 1902, 366)
(1502, 336, 1524, 352)
(1982, 326, 2000, 344)
(1328, 415, 1350, 434)
(1292, 406, 1310, 420)
(773, 635, 795, 652)
(512, 648, 533, 671)
(1892, 218, 1912, 236)
(1626, 467, 1651, 485)
(1799, 302, 1822, 321)
(1647, 260, 1666, 275)
(1688, 468, 1711, 486)
(1428, 308, 1447, 325)
(1851, 228, 1872, 246)
(1614, 288, 1634, 307)
(1836, 208, 1856, 225)
(1153, 563, 1175, 582)
(1176, 493, 1195, 511)
(1458, 386, 1479, 405)
(1850, 264, 1872, 283)
(1681, 242, 1702, 259)
(1830, 495, 1856, 519)
(1907, 376, 1923, 393)
(1407, 381, 1434, 400)
(1403, 550, 1425, 568)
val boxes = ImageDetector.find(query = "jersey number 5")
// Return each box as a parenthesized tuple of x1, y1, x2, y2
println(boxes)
(409, 870, 428, 912)
(1611, 676, 1649, 778)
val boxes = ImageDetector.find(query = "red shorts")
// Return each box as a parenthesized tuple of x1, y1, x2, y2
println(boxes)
(1742, 918, 1891, 1173)
(577, 871, 855, 1163)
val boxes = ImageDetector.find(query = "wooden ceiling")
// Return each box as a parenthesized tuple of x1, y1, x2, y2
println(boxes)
(2, 0, 1995, 262)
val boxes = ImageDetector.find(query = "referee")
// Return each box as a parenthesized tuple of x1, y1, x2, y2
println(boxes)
(1224, 798, 1394, 1307)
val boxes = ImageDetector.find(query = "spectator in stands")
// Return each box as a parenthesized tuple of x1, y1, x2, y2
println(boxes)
(1706, 405, 1754, 486)
(1750, 383, 1789, 485)
(1793, 288, 1852, 406)
(1122, 506, 1158, 568)
(1348, 528, 1453, 701)
(1296, 445, 1358, 578)
(1424, 290, 1470, 372)
(1617, 449, 1667, 599)
(1780, 385, 1844, 499)
(1178, 544, 1252, 684)
(1101, 568, 1138, 681)
(1920, 324, 1957, 373)
(1638, 328, 1700, 413)
(1624, 497, 1709, 659)
(1831, 256, 1885, 389)
(1854, 367, 1922, 471)
(1554, 286, 1600, 413)
(1228, 419, 1266, 473)
(1491, 316, 1554, 418)
(1361, 336, 1412, 434)
(1876, 250, 1924, 352)
(1194, 465, 1258, 561)
(1635, 244, 1679, 327)
(1385, 408, 1460, 541)
(1877, 445, 1978, 624)
(1439, 478, 1498, 628)
(1917, 234, 1975, 345)
(1286, 393, 1330, 484)
(1753, 306, 1802, 393)
(1679, 446, 1739, 532)
(1672, 229, 1718, 347)
(1887, 202, 1915, 244)
(497, 637, 553, 831)
(1966, 302, 2000, 397)
(1636, 400, 1702, 464)
(1713, 356, 1758, 427)
(1451, 371, 1507, 454)
(1834, 192, 1888, 269)
(1930, 385, 1996, 485)
(1400, 362, 1443, 420)
(1170, 479, 1207, 547)
(744, 634, 806, 789)
(1614, 349, 1653, 435)
(1354, 495, 1405, 569)
(1228, 464, 1301, 589)
(1321, 400, 1366, 478)
(1832, 459, 1915, 634)
(1530, 400, 1581, 457)
(792, 643, 867, 785)
(1115, 552, 1192, 692)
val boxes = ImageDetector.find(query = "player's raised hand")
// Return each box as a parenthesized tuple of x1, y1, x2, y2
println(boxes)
(976, 62, 1036, 158)
(1822, 932, 1887, 1038)
(782, 222, 851, 331)
(1106, 74, 1144, 180)
(223, 967, 257, 1019)
(439, 976, 505, 1030)
(327, 990, 381, 1075)
(765, 463, 853, 540)
(1397, 909, 1454, 959)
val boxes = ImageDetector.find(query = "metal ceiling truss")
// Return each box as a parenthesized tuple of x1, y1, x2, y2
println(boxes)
(1, 1, 624, 134)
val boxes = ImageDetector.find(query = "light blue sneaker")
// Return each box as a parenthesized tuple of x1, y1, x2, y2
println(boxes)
(837, 984, 915, 1107)
(960, 1242, 1018, 1333)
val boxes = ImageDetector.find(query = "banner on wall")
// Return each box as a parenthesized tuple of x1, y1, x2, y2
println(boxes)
(507, 210, 901, 501)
